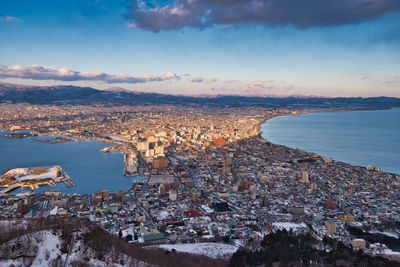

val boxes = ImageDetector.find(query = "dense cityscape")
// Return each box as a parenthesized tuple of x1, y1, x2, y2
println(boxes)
(1, 103, 400, 265)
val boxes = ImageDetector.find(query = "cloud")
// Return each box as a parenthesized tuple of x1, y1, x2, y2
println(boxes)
(0, 64, 180, 84)
(190, 77, 206, 83)
(126, 0, 400, 31)
(210, 80, 294, 95)
(377, 76, 400, 85)
(205, 78, 218, 83)
(240, 80, 293, 92)
(189, 77, 217, 83)
(360, 75, 400, 85)
(0, 15, 20, 22)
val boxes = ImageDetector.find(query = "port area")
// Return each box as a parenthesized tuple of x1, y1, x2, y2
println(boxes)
(0, 166, 75, 195)
(4, 132, 36, 138)
(34, 136, 76, 144)
(100, 144, 123, 153)
(100, 144, 140, 177)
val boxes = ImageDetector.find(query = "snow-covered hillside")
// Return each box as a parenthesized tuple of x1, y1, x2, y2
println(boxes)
(0, 229, 140, 267)
(0, 217, 227, 267)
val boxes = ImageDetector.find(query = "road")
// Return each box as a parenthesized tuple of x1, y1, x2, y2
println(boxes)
(175, 157, 200, 189)
(205, 163, 215, 184)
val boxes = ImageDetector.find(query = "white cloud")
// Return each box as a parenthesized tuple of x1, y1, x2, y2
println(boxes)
(0, 64, 180, 84)
(240, 80, 293, 92)
(190, 77, 206, 83)
(0, 15, 20, 22)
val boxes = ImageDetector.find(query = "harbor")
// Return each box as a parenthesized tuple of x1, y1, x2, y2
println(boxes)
(0, 131, 135, 194)
(0, 166, 75, 195)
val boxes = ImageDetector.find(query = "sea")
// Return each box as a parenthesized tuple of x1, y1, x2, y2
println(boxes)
(0, 133, 143, 194)
(261, 108, 400, 175)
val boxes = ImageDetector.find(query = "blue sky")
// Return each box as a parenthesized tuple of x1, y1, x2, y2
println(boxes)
(1, 0, 400, 97)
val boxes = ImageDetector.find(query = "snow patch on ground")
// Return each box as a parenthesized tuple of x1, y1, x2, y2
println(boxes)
(158, 242, 239, 259)
(0, 230, 62, 267)
(272, 222, 308, 231)
(370, 230, 399, 238)
(17, 166, 59, 181)
(158, 210, 170, 219)
(30, 231, 61, 267)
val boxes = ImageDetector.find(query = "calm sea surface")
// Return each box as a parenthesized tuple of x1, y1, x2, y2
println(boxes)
(261, 108, 400, 175)
(0, 133, 142, 194)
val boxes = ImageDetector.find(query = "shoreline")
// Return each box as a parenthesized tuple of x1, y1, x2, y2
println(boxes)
(257, 107, 399, 176)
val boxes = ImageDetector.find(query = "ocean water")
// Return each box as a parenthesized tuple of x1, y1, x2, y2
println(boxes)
(261, 108, 400, 175)
(0, 133, 142, 194)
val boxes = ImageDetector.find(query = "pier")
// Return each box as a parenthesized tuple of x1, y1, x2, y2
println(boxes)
(63, 177, 76, 187)
(123, 144, 139, 176)
(0, 166, 76, 195)
(0, 185, 19, 195)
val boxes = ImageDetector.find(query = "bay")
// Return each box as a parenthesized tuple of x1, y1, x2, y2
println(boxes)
(261, 108, 400, 175)
(0, 133, 141, 194)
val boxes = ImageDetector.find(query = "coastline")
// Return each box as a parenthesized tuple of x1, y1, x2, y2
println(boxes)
(257, 107, 399, 176)
(1, 106, 398, 196)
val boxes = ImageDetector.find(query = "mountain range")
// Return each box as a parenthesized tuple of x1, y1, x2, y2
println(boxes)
(1, 81, 400, 109)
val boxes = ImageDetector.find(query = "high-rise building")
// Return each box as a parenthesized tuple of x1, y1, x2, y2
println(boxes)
(137, 141, 149, 152)
(192, 192, 200, 203)
(300, 171, 309, 183)
(146, 149, 155, 157)
(116, 191, 125, 202)
(261, 195, 269, 207)
(292, 205, 304, 215)
(184, 180, 193, 188)
(326, 199, 337, 209)
(164, 183, 170, 192)
(152, 157, 168, 169)
(173, 178, 180, 189)
(154, 146, 164, 156)
(240, 179, 249, 190)
(326, 222, 336, 234)
(222, 163, 230, 173)
(169, 190, 177, 201)
(310, 183, 318, 190)
(93, 190, 109, 204)
(249, 185, 256, 193)
(159, 184, 166, 196)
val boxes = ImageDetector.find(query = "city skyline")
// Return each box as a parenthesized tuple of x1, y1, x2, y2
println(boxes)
(1, 0, 400, 97)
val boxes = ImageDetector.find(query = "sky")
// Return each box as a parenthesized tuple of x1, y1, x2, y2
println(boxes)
(0, 0, 400, 97)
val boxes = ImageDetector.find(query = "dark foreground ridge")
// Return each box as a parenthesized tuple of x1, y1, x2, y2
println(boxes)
(1, 81, 400, 108)
(229, 230, 400, 266)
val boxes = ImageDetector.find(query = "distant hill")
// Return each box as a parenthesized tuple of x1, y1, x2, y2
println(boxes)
(0, 81, 180, 105)
(1, 81, 400, 108)
(0, 82, 100, 104)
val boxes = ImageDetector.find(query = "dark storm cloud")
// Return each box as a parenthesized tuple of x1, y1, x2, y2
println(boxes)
(127, 0, 400, 31)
